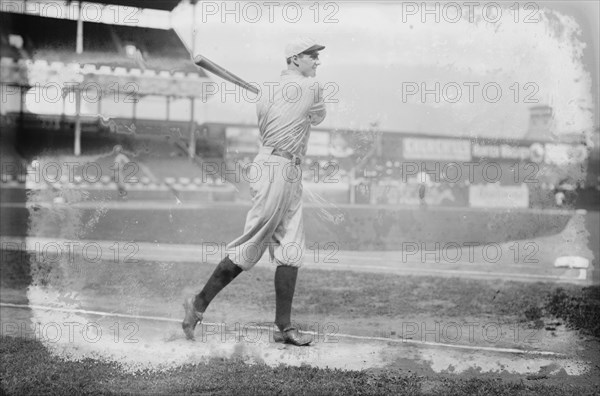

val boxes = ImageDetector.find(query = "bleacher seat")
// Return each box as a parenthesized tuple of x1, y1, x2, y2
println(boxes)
(0, 12, 206, 76)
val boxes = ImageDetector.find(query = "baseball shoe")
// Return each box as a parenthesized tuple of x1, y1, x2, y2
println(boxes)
(273, 327, 312, 346)
(182, 296, 203, 340)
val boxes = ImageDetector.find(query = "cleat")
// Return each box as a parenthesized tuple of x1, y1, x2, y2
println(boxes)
(182, 297, 203, 340)
(274, 327, 312, 346)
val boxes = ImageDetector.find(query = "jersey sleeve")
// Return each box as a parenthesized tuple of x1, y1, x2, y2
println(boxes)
(306, 79, 327, 126)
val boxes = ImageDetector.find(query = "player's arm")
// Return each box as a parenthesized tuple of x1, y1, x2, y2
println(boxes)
(309, 102, 326, 126)
(307, 80, 327, 126)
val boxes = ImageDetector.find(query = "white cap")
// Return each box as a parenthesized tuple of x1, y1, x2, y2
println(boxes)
(284, 37, 325, 59)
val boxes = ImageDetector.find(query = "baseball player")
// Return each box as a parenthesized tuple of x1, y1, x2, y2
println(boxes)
(112, 145, 130, 197)
(182, 38, 327, 346)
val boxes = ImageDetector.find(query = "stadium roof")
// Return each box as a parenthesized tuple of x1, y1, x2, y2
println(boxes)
(1, 11, 210, 96)
(76, 0, 184, 11)
(0, 12, 205, 75)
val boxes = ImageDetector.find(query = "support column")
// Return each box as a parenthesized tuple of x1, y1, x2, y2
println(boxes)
(349, 168, 356, 204)
(19, 85, 26, 114)
(18, 85, 26, 131)
(189, 96, 196, 159)
(132, 94, 138, 122)
(74, 88, 82, 156)
(192, 1, 197, 54)
(166, 96, 171, 121)
(76, 2, 83, 54)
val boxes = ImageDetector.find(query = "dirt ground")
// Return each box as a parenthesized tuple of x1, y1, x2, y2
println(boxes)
(1, 254, 599, 389)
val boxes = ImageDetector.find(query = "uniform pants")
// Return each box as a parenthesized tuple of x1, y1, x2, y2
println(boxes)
(225, 147, 305, 270)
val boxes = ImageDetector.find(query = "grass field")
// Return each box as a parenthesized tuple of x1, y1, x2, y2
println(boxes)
(1, 196, 598, 394)
(2, 251, 600, 395)
(2, 251, 599, 337)
(1, 333, 598, 396)
(0, 203, 577, 250)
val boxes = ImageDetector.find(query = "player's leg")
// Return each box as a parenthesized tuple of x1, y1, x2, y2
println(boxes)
(194, 256, 242, 312)
(182, 256, 243, 340)
(273, 266, 313, 345)
(225, 154, 294, 269)
(182, 154, 290, 340)
(271, 183, 312, 346)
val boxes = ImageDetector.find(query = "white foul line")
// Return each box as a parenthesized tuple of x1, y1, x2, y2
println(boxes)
(0, 302, 562, 357)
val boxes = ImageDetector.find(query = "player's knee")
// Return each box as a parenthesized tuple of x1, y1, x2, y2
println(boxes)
(274, 244, 304, 267)
(276, 260, 303, 269)
(226, 244, 266, 271)
(225, 253, 254, 271)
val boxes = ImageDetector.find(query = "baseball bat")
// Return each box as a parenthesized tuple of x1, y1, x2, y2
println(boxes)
(194, 54, 260, 95)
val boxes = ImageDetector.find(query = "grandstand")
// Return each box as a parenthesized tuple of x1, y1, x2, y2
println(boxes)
(203, 116, 596, 209)
(0, 6, 241, 201)
(1, 5, 598, 208)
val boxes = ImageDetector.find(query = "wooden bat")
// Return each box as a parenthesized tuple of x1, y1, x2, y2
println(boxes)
(194, 54, 260, 95)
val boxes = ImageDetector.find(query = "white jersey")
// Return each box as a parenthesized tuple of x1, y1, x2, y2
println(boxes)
(256, 69, 326, 157)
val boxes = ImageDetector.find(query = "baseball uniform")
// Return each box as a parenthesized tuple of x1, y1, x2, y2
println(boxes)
(225, 69, 327, 270)
(182, 39, 326, 345)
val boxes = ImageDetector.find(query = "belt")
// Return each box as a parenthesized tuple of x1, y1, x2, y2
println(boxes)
(262, 147, 302, 166)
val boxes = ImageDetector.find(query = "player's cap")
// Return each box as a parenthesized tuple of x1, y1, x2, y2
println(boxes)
(285, 38, 325, 58)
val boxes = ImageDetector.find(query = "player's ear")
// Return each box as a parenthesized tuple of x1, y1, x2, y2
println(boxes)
(292, 55, 299, 66)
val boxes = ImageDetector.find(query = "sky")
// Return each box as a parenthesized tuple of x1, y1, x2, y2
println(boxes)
(169, 0, 598, 139)
(4, 0, 597, 139)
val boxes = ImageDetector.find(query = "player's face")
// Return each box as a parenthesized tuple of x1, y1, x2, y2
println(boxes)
(296, 52, 321, 77)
